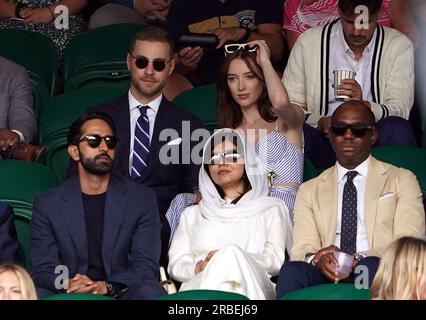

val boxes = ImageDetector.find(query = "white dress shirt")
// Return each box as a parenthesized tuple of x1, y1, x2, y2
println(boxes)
(328, 21, 376, 115)
(335, 156, 371, 253)
(128, 91, 162, 174)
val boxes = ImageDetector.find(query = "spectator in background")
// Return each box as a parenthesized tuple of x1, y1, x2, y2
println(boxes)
(167, 0, 285, 87)
(0, 203, 19, 264)
(0, 56, 36, 156)
(371, 236, 426, 300)
(283, 0, 417, 169)
(0, 0, 89, 64)
(283, 0, 419, 50)
(0, 264, 37, 300)
(89, 0, 170, 29)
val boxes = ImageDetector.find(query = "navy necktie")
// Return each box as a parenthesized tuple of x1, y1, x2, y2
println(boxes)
(131, 105, 150, 179)
(340, 171, 358, 255)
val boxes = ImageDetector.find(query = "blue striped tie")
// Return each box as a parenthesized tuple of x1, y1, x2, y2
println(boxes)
(131, 105, 150, 179)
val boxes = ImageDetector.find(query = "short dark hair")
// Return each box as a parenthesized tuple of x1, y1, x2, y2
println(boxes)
(338, 0, 383, 16)
(332, 100, 376, 125)
(129, 26, 174, 58)
(67, 112, 116, 146)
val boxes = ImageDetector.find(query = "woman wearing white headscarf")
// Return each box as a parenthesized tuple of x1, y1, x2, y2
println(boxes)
(167, 129, 292, 300)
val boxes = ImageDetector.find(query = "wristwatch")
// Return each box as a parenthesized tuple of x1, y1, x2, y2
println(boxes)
(15, 3, 26, 19)
(353, 253, 367, 262)
(105, 281, 127, 298)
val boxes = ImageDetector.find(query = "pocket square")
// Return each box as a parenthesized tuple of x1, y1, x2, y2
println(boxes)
(166, 138, 182, 146)
(378, 192, 395, 200)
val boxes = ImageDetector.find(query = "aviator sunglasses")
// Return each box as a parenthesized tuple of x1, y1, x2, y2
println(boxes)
(207, 149, 242, 165)
(330, 123, 375, 138)
(79, 135, 119, 149)
(129, 53, 170, 72)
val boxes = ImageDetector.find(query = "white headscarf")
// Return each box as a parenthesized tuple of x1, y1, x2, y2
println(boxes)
(199, 128, 288, 222)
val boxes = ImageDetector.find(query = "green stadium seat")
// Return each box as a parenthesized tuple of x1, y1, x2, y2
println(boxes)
(371, 145, 426, 198)
(42, 293, 115, 300)
(280, 283, 371, 300)
(0, 160, 58, 266)
(303, 159, 317, 182)
(157, 289, 249, 300)
(39, 87, 126, 182)
(173, 84, 218, 132)
(0, 29, 57, 99)
(64, 23, 145, 92)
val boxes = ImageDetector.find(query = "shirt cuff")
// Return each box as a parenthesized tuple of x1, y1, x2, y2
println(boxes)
(11, 130, 25, 143)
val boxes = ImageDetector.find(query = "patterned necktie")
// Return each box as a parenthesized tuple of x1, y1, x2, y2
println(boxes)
(340, 171, 358, 255)
(131, 105, 150, 180)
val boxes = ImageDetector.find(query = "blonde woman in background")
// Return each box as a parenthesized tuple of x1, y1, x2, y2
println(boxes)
(371, 236, 426, 300)
(0, 264, 37, 300)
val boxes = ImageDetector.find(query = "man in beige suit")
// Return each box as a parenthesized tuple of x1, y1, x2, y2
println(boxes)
(276, 100, 425, 299)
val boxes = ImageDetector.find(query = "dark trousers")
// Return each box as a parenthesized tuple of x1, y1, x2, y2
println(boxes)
(275, 256, 380, 299)
(303, 116, 417, 169)
(36, 280, 167, 300)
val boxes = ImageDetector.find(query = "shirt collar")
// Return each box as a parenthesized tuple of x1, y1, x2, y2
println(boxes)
(128, 90, 162, 114)
(337, 21, 377, 57)
(337, 155, 370, 183)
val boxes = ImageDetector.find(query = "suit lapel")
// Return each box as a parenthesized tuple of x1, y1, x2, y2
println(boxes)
(364, 157, 387, 246)
(60, 176, 89, 272)
(116, 95, 131, 178)
(102, 176, 127, 276)
(318, 166, 339, 246)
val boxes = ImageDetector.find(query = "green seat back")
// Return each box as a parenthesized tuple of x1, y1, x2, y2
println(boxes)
(303, 158, 317, 182)
(420, 95, 426, 149)
(64, 23, 145, 92)
(157, 289, 249, 300)
(280, 283, 371, 300)
(0, 160, 57, 267)
(39, 87, 126, 181)
(0, 29, 57, 98)
(371, 146, 426, 198)
(173, 84, 218, 132)
(42, 293, 115, 300)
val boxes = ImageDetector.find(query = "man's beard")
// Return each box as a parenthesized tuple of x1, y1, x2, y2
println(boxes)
(80, 153, 113, 175)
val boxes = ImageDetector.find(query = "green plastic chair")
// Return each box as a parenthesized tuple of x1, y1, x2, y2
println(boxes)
(42, 293, 115, 300)
(371, 145, 426, 198)
(303, 158, 318, 182)
(0, 160, 58, 266)
(280, 283, 371, 300)
(39, 87, 126, 182)
(173, 84, 218, 132)
(0, 29, 57, 99)
(157, 289, 249, 300)
(64, 23, 145, 92)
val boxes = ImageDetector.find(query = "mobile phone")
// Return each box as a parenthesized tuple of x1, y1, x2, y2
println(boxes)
(178, 33, 219, 50)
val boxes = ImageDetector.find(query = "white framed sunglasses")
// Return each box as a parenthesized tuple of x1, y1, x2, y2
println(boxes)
(224, 43, 258, 57)
(206, 149, 242, 165)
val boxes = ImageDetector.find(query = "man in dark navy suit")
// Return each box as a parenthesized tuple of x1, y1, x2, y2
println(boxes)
(31, 112, 166, 299)
(90, 26, 203, 265)
(0, 202, 19, 263)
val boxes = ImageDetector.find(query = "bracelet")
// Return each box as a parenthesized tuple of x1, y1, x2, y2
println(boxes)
(46, 6, 55, 21)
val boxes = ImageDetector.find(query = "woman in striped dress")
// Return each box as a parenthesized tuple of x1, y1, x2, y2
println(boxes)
(166, 39, 304, 240)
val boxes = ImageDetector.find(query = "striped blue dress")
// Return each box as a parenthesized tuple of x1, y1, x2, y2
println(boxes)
(166, 130, 304, 240)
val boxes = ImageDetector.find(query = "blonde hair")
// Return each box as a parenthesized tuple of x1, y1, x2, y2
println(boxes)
(0, 264, 37, 300)
(371, 236, 426, 300)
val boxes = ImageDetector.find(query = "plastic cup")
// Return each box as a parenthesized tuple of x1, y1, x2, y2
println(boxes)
(333, 251, 354, 278)
(333, 68, 356, 101)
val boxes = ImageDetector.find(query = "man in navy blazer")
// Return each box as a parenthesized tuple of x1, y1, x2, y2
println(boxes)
(89, 26, 203, 264)
(0, 202, 19, 264)
(31, 112, 166, 299)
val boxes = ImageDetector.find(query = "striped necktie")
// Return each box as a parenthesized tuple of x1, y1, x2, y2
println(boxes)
(340, 171, 358, 255)
(131, 105, 150, 179)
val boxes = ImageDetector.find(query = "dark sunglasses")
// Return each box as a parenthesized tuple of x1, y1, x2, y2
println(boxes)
(129, 53, 170, 72)
(207, 149, 242, 165)
(79, 135, 119, 149)
(330, 123, 375, 138)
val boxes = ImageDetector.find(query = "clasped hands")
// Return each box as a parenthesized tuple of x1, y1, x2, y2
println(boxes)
(65, 273, 107, 295)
